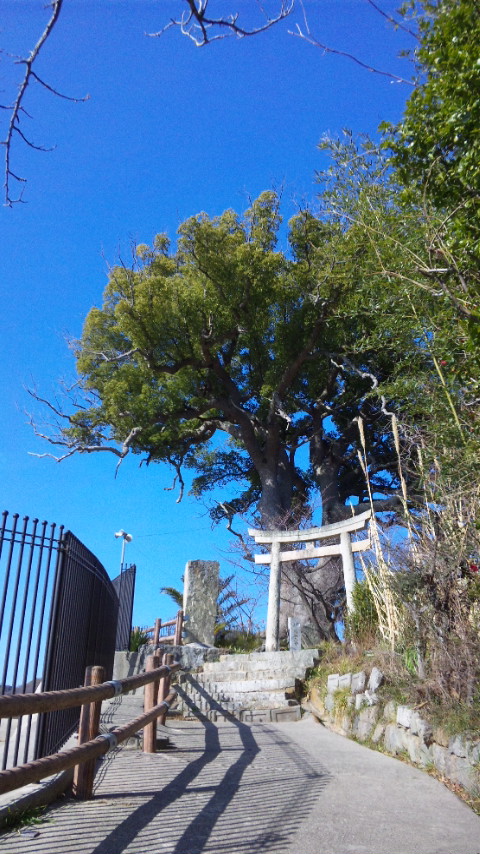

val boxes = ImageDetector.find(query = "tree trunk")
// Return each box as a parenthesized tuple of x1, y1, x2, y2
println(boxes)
(277, 430, 355, 644)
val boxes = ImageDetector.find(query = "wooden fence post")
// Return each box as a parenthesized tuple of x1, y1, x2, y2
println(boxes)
(143, 653, 161, 753)
(153, 618, 161, 645)
(72, 665, 105, 799)
(174, 610, 183, 646)
(158, 653, 174, 727)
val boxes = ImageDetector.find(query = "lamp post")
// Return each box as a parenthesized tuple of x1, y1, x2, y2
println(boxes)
(114, 529, 132, 569)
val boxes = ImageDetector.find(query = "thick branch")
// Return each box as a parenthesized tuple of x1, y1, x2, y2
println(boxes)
(149, 0, 294, 46)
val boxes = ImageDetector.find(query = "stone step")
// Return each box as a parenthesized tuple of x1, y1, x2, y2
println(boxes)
(108, 648, 319, 725)
(183, 692, 294, 709)
(187, 677, 296, 694)
(191, 667, 303, 683)
(203, 689, 294, 706)
(203, 649, 320, 674)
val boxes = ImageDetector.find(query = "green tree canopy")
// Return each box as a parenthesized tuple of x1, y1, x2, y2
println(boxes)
(386, 0, 480, 285)
(33, 142, 461, 639)
(34, 173, 437, 533)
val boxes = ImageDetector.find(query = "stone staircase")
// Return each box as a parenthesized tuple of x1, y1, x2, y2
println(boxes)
(175, 649, 320, 723)
(100, 648, 321, 735)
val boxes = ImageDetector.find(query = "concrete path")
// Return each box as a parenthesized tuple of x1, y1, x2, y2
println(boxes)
(1, 716, 479, 854)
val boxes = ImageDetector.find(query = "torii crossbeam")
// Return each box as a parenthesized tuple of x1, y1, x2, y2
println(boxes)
(249, 509, 372, 651)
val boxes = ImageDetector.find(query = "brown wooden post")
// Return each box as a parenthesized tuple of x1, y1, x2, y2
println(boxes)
(72, 665, 92, 798)
(75, 666, 92, 749)
(157, 653, 168, 706)
(153, 618, 161, 645)
(158, 653, 174, 727)
(174, 610, 183, 646)
(143, 653, 161, 753)
(72, 665, 105, 799)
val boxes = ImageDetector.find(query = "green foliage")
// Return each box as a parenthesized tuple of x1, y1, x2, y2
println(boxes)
(385, 0, 480, 298)
(377, 2, 480, 478)
(345, 581, 379, 643)
(129, 626, 150, 652)
(333, 686, 354, 716)
(41, 129, 479, 640)
(3, 805, 50, 831)
(46, 178, 435, 538)
(160, 586, 183, 608)
(160, 575, 250, 644)
(388, 1, 480, 242)
(402, 646, 419, 677)
(215, 630, 262, 652)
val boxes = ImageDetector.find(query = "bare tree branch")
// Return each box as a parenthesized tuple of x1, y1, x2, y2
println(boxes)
(2, 0, 89, 206)
(365, 0, 420, 41)
(289, 0, 415, 86)
(26, 385, 143, 472)
(2, 0, 416, 202)
(149, 0, 294, 46)
(164, 456, 186, 503)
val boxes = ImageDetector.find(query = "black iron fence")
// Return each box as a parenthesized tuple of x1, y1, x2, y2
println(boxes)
(0, 512, 134, 769)
(112, 565, 136, 651)
(0, 513, 65, 769)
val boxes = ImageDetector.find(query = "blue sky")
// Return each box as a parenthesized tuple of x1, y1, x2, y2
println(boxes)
(1, 0, 414, 628)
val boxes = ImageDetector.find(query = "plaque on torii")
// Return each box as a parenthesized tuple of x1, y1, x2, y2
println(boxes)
(249, 508, 372, 652)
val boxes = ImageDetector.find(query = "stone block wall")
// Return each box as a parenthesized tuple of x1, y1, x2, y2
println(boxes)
(308, 668, 480, 796)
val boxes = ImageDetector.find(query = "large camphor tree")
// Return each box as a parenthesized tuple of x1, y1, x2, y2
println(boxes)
(36, 189, 424, 524)
(32, 166, 436, 637)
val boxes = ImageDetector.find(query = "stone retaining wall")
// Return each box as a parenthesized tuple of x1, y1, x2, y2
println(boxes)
(307, 668, 480, 796)
(112, 644, 221, 683)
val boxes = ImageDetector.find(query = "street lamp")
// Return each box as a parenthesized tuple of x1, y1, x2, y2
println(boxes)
(114, 529, 132, 568)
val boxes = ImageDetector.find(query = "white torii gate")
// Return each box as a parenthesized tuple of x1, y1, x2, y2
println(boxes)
(249, 508, 372, 652)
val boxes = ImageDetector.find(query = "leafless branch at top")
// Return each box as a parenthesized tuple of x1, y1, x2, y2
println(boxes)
(289, 0, 415, 86)
(149, 0, 294, 46)
(365, 0, 420, 41)
(2, 0, 89, 206)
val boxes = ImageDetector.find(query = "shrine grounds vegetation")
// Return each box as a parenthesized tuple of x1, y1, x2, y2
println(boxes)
(30, 0, 480, 661)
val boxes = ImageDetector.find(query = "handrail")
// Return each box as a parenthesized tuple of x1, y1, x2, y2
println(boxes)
(145, 609, 184, 646)
(145, 618, 176, 631)
(0, 654, 181, 800)
(0, 662, 181, 718)
(0, 689, 177, 797)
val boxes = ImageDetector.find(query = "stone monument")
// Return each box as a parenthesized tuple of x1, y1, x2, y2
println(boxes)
(183, 559, 220, 646)
(288, 617, 302, 651)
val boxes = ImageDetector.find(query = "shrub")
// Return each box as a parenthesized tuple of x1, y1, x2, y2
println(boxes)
(345, 581, 379, 643)
(129, 626, 150, 652)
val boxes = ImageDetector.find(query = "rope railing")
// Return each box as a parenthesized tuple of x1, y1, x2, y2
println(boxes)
(0, 662, 181, 719)
(0, 653, 181, 800)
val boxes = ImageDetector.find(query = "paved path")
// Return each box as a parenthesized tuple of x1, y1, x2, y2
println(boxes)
(1, 717, 479, 854)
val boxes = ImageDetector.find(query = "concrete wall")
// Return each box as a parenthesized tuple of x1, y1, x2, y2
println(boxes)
(112, 645, 221, 683)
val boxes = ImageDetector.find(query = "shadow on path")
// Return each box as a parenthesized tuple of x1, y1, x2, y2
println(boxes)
(90, 718, 224, 854)
(0, 713, 332, 854)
